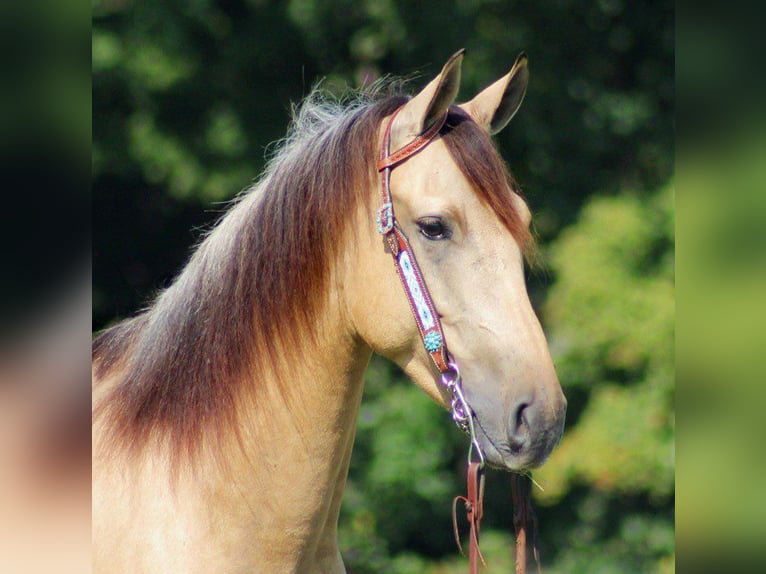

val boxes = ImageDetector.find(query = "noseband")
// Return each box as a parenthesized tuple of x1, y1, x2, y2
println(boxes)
(376, 106, 484, 465)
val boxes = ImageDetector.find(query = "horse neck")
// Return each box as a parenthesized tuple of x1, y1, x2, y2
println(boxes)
(192, 286, 372, 572)
(94, 220, 378, 573)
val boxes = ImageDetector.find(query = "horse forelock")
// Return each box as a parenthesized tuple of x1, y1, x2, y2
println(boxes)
(93, 85, 533, 470)
(441, 106, 535, 256)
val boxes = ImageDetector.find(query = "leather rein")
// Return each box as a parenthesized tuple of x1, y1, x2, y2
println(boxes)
(376, 106, 539, 574)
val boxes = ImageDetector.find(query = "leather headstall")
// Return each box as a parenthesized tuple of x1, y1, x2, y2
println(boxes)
(376, 106, 488, 571)
(376, 106, 452, 374)
(377, 106, 479, 438)
(375, 105, 554, 574)
(375, 104, 540, 574)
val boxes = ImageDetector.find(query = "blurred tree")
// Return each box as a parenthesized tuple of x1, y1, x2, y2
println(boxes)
(338, 182, 675, 574)
(93, 0, 672, 328)
(93, 0, 320, 326)
(93, 1, 674, 572)
(535, 182, 675, 573)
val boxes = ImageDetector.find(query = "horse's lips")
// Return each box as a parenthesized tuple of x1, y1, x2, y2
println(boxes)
(471, 410, 560, 472)
(470, 413, 516, 469)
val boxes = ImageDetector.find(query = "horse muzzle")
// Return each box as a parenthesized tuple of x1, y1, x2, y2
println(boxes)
(472, 389, 567, 471)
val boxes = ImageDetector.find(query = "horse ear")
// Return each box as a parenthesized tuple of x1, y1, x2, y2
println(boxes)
(460, 52, 529, 135)
(389, 49, 464, 150)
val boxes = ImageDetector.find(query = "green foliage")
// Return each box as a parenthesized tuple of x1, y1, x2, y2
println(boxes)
(94, 1, 674, 571)
(535, 183, 675, 571)
(339, 183, 675, 573)
(678, 122, 766, 559)
(93, 0, 672, 327)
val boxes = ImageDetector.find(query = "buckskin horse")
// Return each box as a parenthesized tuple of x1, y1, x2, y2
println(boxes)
(93, 50, 567, 573)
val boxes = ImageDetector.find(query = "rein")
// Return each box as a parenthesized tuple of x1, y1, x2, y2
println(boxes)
(376, 106, 540, 573)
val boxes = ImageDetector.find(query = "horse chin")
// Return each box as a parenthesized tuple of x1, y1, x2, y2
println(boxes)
(480, 442, 553, 472)
(472, 416, 559, 472)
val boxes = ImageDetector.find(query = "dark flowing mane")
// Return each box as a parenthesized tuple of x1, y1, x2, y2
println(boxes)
(93, 85, 532, 465)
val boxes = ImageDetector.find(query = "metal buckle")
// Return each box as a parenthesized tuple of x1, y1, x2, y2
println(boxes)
(441, 362, 485, 467)
(440, 364, 469, 430)
(376, 202, 394, 234)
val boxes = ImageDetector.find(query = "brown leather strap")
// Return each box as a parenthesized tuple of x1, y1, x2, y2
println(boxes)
(377, 106, 452, 375)
(452, 462, 486, 574)
(453, 469, 545, 574)
(511, 474, 542, 574)
(386, 224, 450, 372)
(377, 109, 448, 171)
(377, 104, 544, 574)
(377, 106, 501, 573)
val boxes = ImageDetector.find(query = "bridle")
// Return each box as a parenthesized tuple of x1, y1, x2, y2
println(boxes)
(377, 106, 484, 464)
(375, 105, 539, 574)
(377, 105, 493, 570)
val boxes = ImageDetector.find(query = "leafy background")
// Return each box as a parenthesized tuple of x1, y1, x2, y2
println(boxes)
(93, 1, 674, 572)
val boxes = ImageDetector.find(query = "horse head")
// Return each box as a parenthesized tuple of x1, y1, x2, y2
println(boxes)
(348, 51, 567, 470)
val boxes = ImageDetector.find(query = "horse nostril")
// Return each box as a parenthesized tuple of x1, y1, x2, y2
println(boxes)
(508, 399, 532, 448)
(504, 394, 565, 468)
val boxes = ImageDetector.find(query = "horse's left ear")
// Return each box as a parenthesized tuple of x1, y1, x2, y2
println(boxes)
(459, 52, 529, 135)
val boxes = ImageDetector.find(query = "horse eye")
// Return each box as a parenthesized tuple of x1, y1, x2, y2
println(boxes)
(417, 217, 450, 240)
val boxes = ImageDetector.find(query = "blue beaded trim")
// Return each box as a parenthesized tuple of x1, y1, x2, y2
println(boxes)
(424, 331, 442, 353)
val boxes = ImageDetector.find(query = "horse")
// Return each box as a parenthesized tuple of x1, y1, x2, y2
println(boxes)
(92, 50, 567, 573)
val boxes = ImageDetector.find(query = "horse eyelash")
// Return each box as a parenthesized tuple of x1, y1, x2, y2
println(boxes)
(417, 217, 452, 240)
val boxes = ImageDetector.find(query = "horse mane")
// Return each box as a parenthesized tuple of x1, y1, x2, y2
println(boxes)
(93, 84, 532, 468)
